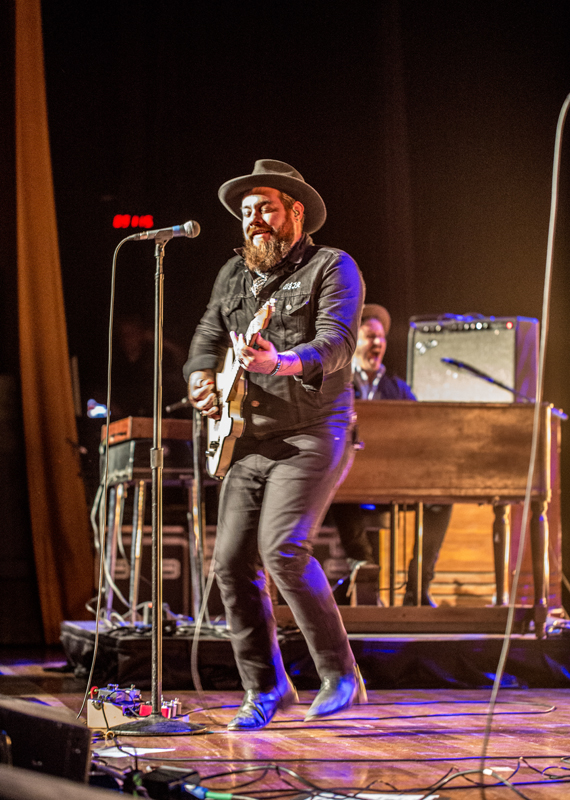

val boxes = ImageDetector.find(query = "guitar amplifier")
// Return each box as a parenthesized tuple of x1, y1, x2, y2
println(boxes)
(100, 438, 193, 486)
(407, 316, 539, 402)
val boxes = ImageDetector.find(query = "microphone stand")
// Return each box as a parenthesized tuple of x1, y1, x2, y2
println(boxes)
(111, 237, 205, 736)
(440, 357, 533, 401)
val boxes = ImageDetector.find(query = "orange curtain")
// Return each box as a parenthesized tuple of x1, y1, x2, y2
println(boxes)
(15, 0, 93, 643)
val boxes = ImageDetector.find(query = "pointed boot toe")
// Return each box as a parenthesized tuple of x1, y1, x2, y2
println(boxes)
(305, 665, 367, 721)
(228, 675, 298, 731)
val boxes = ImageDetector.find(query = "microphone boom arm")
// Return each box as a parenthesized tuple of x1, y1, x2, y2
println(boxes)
(440, 357, 534, 401)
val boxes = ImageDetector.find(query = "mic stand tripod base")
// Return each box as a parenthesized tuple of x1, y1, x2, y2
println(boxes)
(110, 713, 208, 736)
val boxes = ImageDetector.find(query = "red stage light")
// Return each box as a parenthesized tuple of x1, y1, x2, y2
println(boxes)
(113, 214, 131, 228)
(113, 214, 154, 229)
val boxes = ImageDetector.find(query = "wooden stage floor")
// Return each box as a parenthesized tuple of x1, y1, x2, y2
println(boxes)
(1, 647, 570, 799)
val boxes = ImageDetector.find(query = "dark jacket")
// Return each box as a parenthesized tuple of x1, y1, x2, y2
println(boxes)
(184, 234, 365, 438)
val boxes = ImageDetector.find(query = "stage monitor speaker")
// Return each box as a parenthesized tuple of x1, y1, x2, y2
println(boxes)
(0, 696, 90, 784)
(407, 316, 539, 402)
(0, 765, 118, 800)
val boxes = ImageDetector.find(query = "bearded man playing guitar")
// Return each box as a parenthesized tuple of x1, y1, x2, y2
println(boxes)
(184, 160, 365, 730)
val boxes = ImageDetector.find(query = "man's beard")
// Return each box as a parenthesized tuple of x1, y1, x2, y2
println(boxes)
(242, 215, 296, 274)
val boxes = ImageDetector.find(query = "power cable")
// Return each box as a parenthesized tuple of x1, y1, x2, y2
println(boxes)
(478, 90, 570, 799)
(77, 236, 129, 718)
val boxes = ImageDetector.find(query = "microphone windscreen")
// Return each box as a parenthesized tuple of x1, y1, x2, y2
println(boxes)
(183, 220, 201, 238)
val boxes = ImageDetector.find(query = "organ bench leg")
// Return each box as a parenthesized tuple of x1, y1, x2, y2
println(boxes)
(389, 502, 398, 607)
(493, 503, 511, 606)
(415, 502, 424, 607)
(530, 499, 550, 639)
(493, 500, 550, 638)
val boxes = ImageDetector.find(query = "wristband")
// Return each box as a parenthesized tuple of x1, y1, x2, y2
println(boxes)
(269, 355, 282, 376)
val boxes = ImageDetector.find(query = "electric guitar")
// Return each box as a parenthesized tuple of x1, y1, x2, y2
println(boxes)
(205, 299, 275, 479)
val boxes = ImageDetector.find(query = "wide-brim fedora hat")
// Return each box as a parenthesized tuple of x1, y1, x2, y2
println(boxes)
(218, 159, 327, 234)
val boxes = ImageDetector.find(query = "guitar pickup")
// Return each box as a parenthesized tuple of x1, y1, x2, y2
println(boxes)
(206, 441, 220, 457)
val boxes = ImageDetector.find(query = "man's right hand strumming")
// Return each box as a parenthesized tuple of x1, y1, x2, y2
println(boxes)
(188, 370, 220, 419)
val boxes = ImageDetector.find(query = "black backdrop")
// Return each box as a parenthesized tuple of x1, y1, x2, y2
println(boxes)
(40, 1, 570, 388)
(2, 0, 570, 638)
(41, 0, 570, 611)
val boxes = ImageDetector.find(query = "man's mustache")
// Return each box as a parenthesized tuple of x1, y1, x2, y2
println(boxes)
(248, 225, 274, 237)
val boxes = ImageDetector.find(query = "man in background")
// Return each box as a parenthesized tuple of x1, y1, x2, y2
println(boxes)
(331, 303, 452, 606)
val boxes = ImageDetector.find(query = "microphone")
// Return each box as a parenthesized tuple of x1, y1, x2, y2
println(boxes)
(127, 220, 201, 241)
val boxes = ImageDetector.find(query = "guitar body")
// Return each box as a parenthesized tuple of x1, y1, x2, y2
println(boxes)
(206, 349, 246, 479)
(204, 299, 275, 480)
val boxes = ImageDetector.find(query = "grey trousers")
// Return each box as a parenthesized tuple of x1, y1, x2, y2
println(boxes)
(214, 423, 356, 692)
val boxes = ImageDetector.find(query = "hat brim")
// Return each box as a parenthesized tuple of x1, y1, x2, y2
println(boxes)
(218, 173, 327, 234)
(361, 304, 392, 335)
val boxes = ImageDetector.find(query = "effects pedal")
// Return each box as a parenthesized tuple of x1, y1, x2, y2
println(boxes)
(87, 684, 185, 729)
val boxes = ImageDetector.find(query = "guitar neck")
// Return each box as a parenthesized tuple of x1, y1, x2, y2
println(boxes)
(222, 359, 242, 405)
